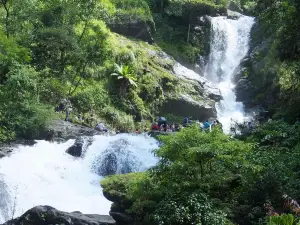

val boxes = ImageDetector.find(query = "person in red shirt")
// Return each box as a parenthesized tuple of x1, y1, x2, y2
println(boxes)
(151, 122, 159, 130)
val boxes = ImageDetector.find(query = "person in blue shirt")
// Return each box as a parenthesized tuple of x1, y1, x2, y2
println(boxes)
(203, 120, 211, 130)
(183, 116, 189, 127)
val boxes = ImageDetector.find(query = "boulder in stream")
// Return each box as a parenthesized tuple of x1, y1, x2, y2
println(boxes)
(66, 137, 93, 157)
(1, 205, 116, 225)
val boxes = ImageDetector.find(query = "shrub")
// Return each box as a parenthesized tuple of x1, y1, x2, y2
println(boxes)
(102, 106, 135, 132)
(153, 191, 228, 225)
(71, 83, 110, 114)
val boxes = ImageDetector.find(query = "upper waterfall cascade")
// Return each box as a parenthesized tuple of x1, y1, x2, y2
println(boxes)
(205, 16, 255, 133)
(0, 134, 158, 223)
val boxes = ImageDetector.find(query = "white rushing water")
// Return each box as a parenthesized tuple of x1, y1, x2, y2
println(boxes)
(0, 134, 158, 223)
(205, 16, 255, 133)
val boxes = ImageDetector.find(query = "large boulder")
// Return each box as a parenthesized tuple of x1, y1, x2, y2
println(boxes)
(235, 78, 255, 107)
(161, 94, 217, 120)
(1, 205, 116, 225)
(158, 62, 221, 120)
(39, 120, 102, 142)
(65, 137, 93, 157)
(173, 63, 222, 101)
(108, 21, 154, 43)
(93, 139, 141, 177)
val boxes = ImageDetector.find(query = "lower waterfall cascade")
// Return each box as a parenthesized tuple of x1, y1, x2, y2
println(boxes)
(0, 134, 158, 223)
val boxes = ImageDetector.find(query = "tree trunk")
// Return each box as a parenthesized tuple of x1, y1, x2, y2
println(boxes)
(187, 23, 191, 43)
(160, 0, 164, 17)
(1, 0, 10, 37)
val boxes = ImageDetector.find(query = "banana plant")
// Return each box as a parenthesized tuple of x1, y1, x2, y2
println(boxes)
(111, 63, 137, 88)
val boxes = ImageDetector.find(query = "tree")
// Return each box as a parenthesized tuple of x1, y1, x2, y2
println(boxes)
(0, 0, 10, 36)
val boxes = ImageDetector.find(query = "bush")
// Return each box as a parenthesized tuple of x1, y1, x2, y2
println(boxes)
(153, 191, 228, 225)
(102, 106, 135, 132)
(71, 83, 110, 114)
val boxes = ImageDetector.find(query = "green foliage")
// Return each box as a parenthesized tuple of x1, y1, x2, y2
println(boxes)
(101, 172, 150, 199)
(101, 106, 135, 132)
(166, 0, 227, 18)
(101, 121, 300, 225)
(268, 214, 295, 225)
(0, 64, 55, 140)
(153, 191, 228, 225)
(102, 126, 254, 224)
(0, 32, 31, 82)
(108, 0, 154, 27)
(111, 63, 138, 88)
(71, 82, 110, 114)
(233, 121, 300, 224)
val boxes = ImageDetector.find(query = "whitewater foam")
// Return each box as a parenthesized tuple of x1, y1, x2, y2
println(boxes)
(205, 16, 255, 133)
(0, 134, 158, 223)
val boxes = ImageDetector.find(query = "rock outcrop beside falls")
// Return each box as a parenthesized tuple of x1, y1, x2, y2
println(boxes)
(160, 62, 221, 120)
(39, 120, 105, 142)
(1, 206, 116, 225)
(66, 136, 94, 157)
(112, 34, 221, 122)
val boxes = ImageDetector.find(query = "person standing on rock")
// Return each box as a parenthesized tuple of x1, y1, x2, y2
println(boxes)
(65, 100, 72, 122)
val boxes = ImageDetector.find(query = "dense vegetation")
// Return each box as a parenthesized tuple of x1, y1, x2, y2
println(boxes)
(2, 0, 300, 224)
(239, 0, 300, 120)
(0, 0, 229, 142)
(102, 122, 300, 225)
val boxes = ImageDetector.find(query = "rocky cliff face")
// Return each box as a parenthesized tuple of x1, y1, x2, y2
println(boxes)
(107, 20, 154, 43)
(150, 51, 221, 121)
(234, 21, 279, 111)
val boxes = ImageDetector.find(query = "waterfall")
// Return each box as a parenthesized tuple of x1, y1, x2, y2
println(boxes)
(0, 134, 158, 223)
(205, 16, 255, 133)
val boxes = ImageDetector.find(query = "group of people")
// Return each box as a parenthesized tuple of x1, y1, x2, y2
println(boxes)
(183, 116, 222, 131)
(55, 98, 96, 125)
(150, 117, 181, 132)
(56, 99, 222, 134)
(151, 116, 222, 132)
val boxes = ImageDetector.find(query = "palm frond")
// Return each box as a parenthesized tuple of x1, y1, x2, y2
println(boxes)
(114, 63, 123, 74)
(128, 79, 137, 87)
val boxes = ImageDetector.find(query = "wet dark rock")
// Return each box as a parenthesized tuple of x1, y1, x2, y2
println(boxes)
(1, 205, 116, 225)
(66, 137, 84, 157)
(160, 94, 217, 121)
(109, 212, 133, 225)
(39, 120, 103, 142)
(66, 136, 94, 157)
(108, 20, 154, 43)
(100, 152, 118, 176)
(94, 139, 140, 177)
(235, 78, 255, 107)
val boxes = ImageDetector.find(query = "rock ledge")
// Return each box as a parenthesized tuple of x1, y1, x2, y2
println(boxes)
(1, 205, 115, 225)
